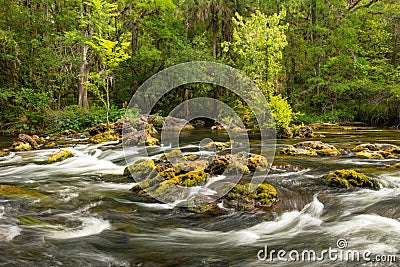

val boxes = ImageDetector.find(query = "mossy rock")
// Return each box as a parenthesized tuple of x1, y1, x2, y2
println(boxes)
(159, 150, 183, 161)
(47, 149, 74, 163)
(280, 141, 340, 156)
(124, 159, 157, 180)
(246, 154, 269, 171)
(225, 161, 250, 175)
(326, 169, 380, 190)
(355, 151, 384, 159)
(168, 170, 208, 187)
(393, 163, 400, 168)
(226, 183, 278, 207)
(0, 150, 9, 157)
(43, 142, 57, 149)
(353, 143, 399, 159)
(89, 132, 118, 144)
(18, 215, 47, 226)
(202, 141, 231, 151)
(183, 154, 200, 161)
(144, 136, 159, 146)
(0, 185, 46, 198)
(205, 155, 231, 174)
(10, 141, 32, 151)
(175, 159, 208, 172)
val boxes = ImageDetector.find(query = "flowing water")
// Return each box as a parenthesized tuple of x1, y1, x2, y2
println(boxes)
(0, 128, 399, 266)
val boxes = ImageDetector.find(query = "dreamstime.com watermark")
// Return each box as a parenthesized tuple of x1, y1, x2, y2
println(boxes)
(257, 239, 398, 263)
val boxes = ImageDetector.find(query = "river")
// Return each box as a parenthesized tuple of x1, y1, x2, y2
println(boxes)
(0, 127, 399, 266)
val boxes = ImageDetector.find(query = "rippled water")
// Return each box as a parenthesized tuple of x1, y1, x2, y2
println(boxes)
(0, 128, 399, 266)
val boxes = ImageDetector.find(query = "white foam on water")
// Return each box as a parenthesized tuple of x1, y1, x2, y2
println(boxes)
(91, 182, 138, 190)
(0, 147, 125, 179)
(268, 168, 311, 178)
(0, 225, 21, 242)
(46, 216, 111, 240)
(301, 194, 324, 218)
(336, 187, 400, 216)
(168, 198, 325, 247)
(132, 200, 181, 210)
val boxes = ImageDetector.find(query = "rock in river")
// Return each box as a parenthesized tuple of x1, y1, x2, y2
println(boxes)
(280, 141, 340, 156)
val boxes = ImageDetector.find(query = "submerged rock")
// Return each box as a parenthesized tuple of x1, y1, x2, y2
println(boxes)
(280, 141, 340, 156)
(353, 143, 399, 159)
(0, 185, 46, 198)
(47, 149, 74, 163)
(326, 169, 380, 190)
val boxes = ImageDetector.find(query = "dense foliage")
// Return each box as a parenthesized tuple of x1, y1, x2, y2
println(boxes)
(0, 0, 399, 134)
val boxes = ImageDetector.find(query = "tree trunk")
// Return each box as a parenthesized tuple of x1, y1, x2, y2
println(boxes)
(184, 88, 189, 119)
(78, 45, 89, 108)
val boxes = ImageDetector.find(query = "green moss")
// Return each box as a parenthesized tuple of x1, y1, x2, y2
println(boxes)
(89, 132, 117, 144)
(168, 170, 208, 187)
(205, 155, 230, 174)
(183, 154, 200, 161)
(280, 141, 340, 156)
(393, 163, 400, 168)
(251, 184, 278, 205)
(0, 185, 46, 198)
(158, 166, 180, 179)
(355, 151, 384, 159)
(226, 183, 278, 206)
(144, 136, 159, 146)
(247, 154, 269, 171)
(225, 161, 250, 175)
(202, 141, 231, 150)
(175, 160, 207, 172)
(124, 159, 157, 179)
(18, 215, 46, 226)
(43, 142, 57, 148)
(159, 150, 183, 161)
(47, 149, 74, 163)
(326, 169, 380, 190)
(0, 150, 8, 157)
(316, 148, 341, 156)
(11, 142, 32, 151)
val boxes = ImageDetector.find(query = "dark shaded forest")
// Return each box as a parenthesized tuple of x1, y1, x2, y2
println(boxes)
(0, 0, 399, 134)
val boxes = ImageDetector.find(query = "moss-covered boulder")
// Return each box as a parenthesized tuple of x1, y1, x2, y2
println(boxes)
(225, 183, 278, 209)
(10, 141, 32, 151)
(326, 169, 380, 190)
(0, 185, 46, 198)
(89, 132, 118, 144)
(159, 149, 183, 162)
(355, 151, 384, 159)
(124, 159, 157, 180)
(393, 163, 400, 168)
(202, 141, 232, 151)
(0, 150, 9, 157)
(353, 143, 399, 159)
(280, 141, 340, 156)
(47, 149, 74, 163)
(168, 170, 208, 187)
(18, 134, 38, 149)
(205, 154, 231, 174)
